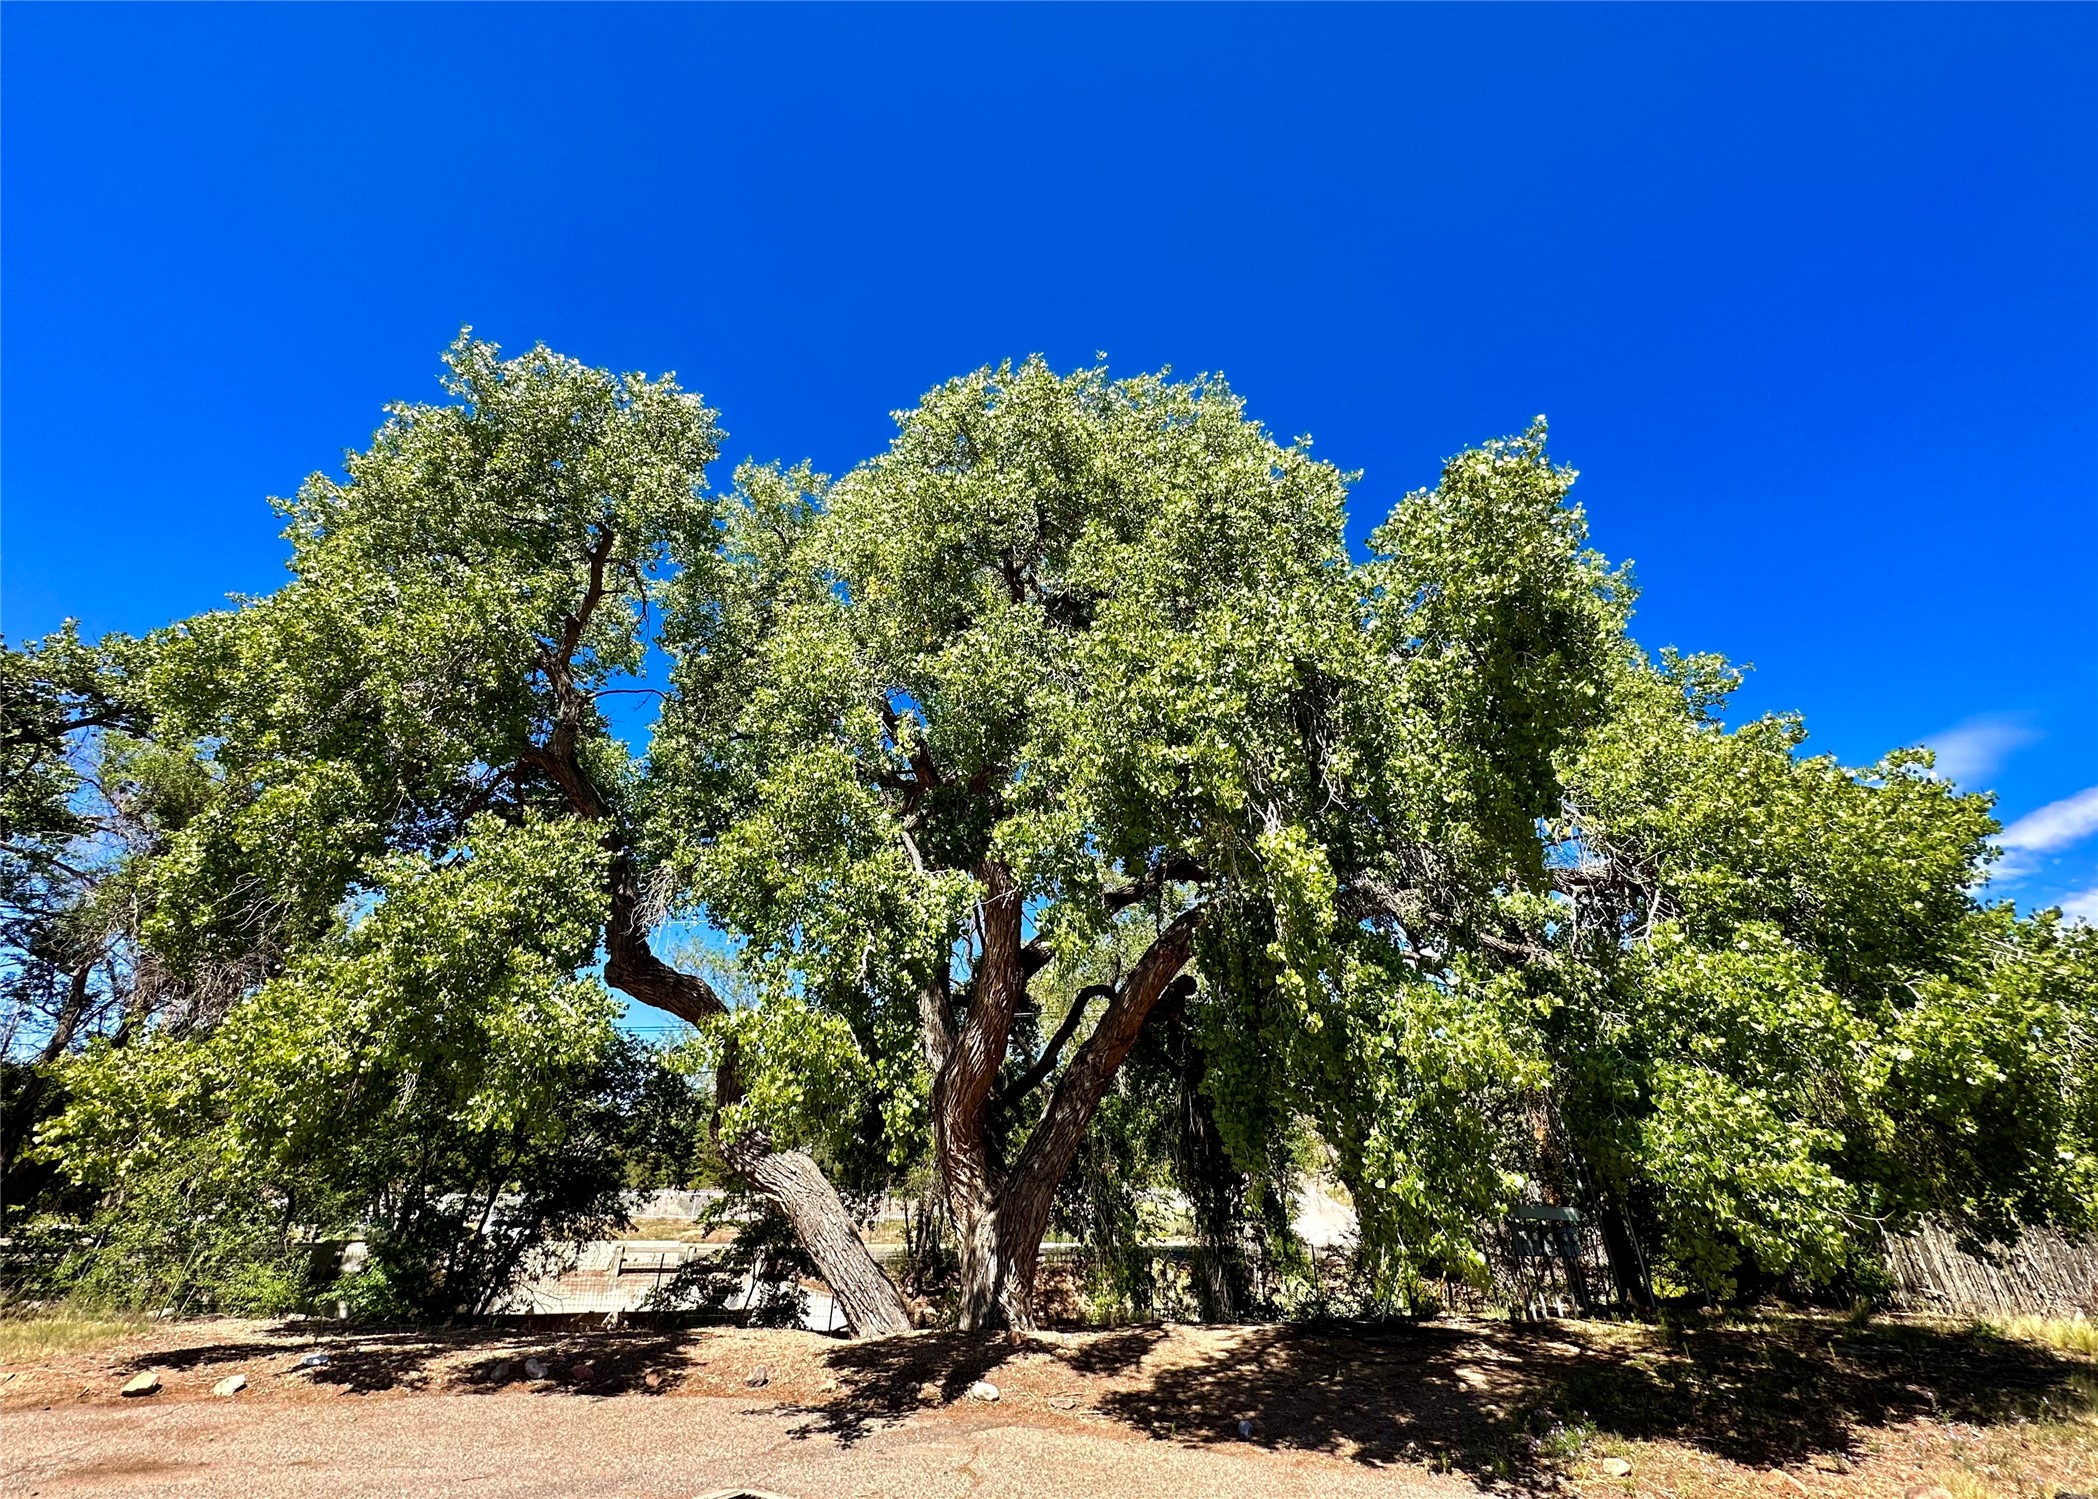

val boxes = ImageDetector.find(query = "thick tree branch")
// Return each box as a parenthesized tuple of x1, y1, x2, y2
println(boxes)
(994, 982, 1110, 1111)
(721, 1123, 914, 1337)
(1012, 853, 1206, 983)
(1342, 870, 1554, 968)
(938, 860, 1025, 1163)
(0, 704, 134, 752)
(1002, 907, 1205, 1243)
(521, 563, 909, 1331)
(1103, 853, 1208, 916)
(918, 967, 956, 1078)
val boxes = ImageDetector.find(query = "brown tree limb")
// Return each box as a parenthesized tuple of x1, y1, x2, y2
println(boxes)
(973, 907, 1205, 1327)
(515, 536, 913, 1336)
(993, 983, 1110, 1112)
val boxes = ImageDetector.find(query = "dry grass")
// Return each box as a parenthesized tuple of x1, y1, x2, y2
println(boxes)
(1987, 1314, 2098, 1358)
(1940, 1470, 2002, 1499)
(2075, 1371, 2098, 1414)
(615, 1218, 732, 1244)
(0, 1306, 148, 1365)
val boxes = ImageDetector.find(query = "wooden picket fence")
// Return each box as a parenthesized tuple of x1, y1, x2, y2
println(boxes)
(1880, 1221, 2098, 1320)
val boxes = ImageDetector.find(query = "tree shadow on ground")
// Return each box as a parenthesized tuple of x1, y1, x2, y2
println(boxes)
(449, 1330, 702, 1396)
(788, 1325, 1170, 1444)
(113, 1309, 2093, 1488)
(1096, 1315, 2092, 1488)
(121, 1325, 703, 1396)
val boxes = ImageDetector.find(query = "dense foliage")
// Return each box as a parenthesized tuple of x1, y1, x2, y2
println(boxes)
(3, 336, 2090, 1325)
(1527, 653, 2098, 1296)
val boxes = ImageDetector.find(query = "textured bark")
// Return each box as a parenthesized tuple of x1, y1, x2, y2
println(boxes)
(600, 898, 913, 1335)
(939, 903, 1205, 1330)
(591, 868, 914, 1336)
(936, 860, 1026, 1330)
(992, 912, 1202, 1327)
(725, 1128, 915, 1337)
(954, 1206, 1021, 1331)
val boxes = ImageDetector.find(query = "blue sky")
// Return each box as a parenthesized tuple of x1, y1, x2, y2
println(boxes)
(4, 4, 2094, 919)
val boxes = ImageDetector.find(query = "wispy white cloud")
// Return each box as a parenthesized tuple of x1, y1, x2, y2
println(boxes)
(2000, 786, 2098, 854)
(1921, 715, 2039, 787)
(2056, 887, 2098, 925)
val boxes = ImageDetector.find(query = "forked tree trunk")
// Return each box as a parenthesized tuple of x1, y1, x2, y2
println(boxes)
(933, 892, 1204, 1331)
(534, 583, 1200, 1337)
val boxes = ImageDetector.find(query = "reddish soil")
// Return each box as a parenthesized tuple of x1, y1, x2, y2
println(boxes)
(3, 1312, 2094, 1499)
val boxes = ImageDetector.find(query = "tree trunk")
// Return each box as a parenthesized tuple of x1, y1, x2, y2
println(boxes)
(36, 962, 95, 1066)
(724, 1128, 914, 1337)
(954, 1201, 1027, 1330)
(931, 860, 1031, 1329)
(936, 903, 1205, 1331)
(1166, 1004, 1251, 1323)
(1596, 1194, 1656, 1313)
(600, 899, 916, 1337)
(525, 702, 916, 1339)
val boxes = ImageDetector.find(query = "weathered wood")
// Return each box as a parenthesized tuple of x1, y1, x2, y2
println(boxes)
(1881, 1221, 2098, 1320)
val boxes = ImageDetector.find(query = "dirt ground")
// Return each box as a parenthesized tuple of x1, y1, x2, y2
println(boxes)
(4, 1312, 2095, 1498)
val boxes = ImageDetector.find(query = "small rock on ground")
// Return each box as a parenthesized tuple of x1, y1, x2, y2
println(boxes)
(524, 1358, 550, 1381)
(119, 1371, 160, 1397)
(1600, 1458, 1633, 1478)
(212, 1374, 247, 1397)
(744, 1365, 770, 1389)
(969, 1380, 1000, 1402)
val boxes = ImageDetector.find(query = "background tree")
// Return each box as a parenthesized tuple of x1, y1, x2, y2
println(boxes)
(28, 336, 914, 1330)
(42, 818, 663, 1316)
(1512, 650, 2098, 1300)
(0, 627, 156, 1206)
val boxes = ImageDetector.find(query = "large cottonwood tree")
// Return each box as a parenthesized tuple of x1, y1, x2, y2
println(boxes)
(53, 340, 1625, 1332)
(64, 337, 914, 1331)
(650, 365, 1627, 1327)
(40, 337, 2078, 1335)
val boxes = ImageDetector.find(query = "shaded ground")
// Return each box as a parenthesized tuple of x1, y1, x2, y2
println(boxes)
(0, 1394, 1467, 1499)
(3, 1311, 2094, 1498)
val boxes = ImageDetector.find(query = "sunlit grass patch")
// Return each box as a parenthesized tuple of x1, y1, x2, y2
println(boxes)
(0, 1305, 149, 1364)
(1939, 1469, 2003, 1499)
(1983, 1315, 2098, 1358)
